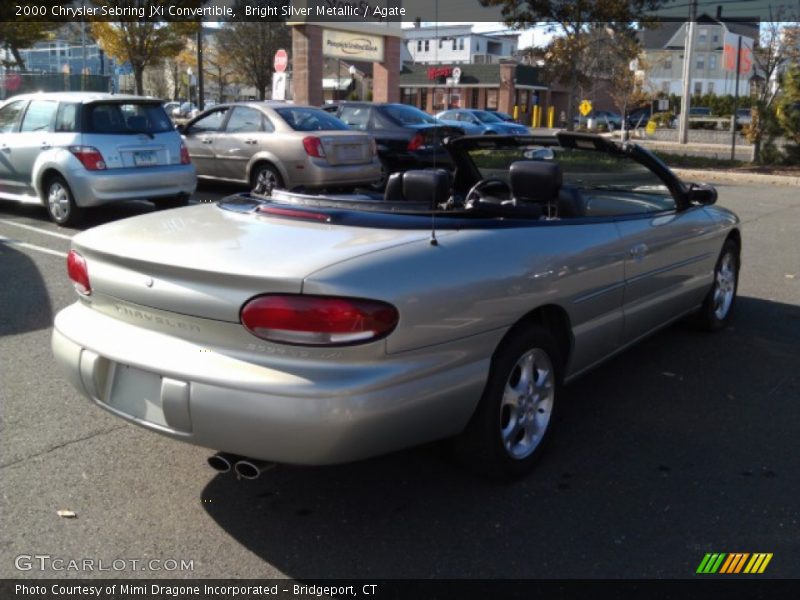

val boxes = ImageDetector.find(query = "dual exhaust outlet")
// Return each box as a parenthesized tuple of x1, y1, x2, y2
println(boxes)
(207, 452, 276, 480)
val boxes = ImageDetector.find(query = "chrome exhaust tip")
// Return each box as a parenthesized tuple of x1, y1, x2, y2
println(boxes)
(207, 452, 242, 473)
(234, 459, 277, 480)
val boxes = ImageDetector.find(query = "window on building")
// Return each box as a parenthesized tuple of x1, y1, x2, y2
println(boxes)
(713, 31, 719, 43)
(401, 87, 418, 107)
(433, 88, 447, 111)
(707, 82, 715, 95)
(476, 41, 480, 52)
(471, 88, 480, 108)
(699, 28, 708, 43)
(458, 38, 465, 51)
(661, 81, 670, 94)
(424, 40, 430, 52)
(439, 39, 443, 49)
(664, 57, 672, 70)
(709, 54, 717, 69)
(417, 41, 422, 52)
(420, 89, 428, 111)
(696, 55, 705, 69)
(486, 89, 498, 110)
(694, 81, 703, 95)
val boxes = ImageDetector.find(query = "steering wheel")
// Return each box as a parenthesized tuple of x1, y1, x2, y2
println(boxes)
(465, 178, 511, 208)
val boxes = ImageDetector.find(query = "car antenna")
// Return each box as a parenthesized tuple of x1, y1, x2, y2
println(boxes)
(430, 8, 439, 247)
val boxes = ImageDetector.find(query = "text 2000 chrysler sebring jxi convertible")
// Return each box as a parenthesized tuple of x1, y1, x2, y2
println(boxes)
(52, 133, 741, 479)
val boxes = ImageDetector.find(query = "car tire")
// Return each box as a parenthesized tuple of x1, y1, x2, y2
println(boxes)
(368, 158, 390, 192)
(251, 163, 283, 196)
(454, 324, 561, 479)
(44, 175, 83, 227)
(693, 239, 740, 331)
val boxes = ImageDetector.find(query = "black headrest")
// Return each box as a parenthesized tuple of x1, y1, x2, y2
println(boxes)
(384, 172, 404, 202)
(402, 169, 450, 206)
(510, 161, 562, 204)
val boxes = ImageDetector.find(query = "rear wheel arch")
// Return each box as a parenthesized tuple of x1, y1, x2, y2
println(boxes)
(38, 168, 67, 204)
(247, 158, 286, 189)
(499, 304, 573, 378)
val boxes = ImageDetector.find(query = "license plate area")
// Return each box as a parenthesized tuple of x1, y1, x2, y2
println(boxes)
(105, 364, 167, 427)
(335, 144, 363, 162)
(133, 150, 158, 167)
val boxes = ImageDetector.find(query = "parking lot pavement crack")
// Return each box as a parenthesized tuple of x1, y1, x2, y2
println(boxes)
(0, 424, 128, 470)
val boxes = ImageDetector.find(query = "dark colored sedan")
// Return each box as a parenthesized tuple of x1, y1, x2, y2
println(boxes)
(322, 102, 462, 188)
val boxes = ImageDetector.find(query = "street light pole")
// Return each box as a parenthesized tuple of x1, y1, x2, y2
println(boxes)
(679, 0, 698, 144)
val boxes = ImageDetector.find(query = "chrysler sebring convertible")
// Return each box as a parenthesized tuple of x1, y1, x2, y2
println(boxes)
(52, 133, 741, 479)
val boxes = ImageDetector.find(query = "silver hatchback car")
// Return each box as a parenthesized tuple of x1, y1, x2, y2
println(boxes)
(0, 92, 197, 226)
(180, 102, 380, 192)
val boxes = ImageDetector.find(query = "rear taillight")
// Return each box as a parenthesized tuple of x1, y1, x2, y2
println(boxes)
(241, 294, 398, 346)
(180, 141, 191, 165)
(69, 146, 106, 171)
(67, 250, 91, 295)
(302, 136, 326, 158)
(407, 133, 425, 151)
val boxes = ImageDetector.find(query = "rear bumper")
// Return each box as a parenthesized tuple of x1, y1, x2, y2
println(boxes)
(52, 301, 489, 465)
(66, 164, 197, 207)
(293, 159, 381, 189)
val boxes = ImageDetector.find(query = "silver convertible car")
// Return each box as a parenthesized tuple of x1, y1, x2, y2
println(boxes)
(52, 133, 741, 479)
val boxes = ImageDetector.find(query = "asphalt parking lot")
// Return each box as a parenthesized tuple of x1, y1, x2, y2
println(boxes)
(0, 180, 798, 579)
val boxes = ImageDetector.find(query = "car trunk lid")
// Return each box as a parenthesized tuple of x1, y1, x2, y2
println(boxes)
(315, 131, 374, 165)
(72, 203, 431, 323)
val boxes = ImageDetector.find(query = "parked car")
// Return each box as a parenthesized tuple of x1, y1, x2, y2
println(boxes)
(322, 102, 463, 188)
(735, 107, 752, 126)
(690, 107, 712, 117)
(489, 111, 515, 122)
(172, 102, 197, 119)
(0, 92, 196, 225)
(179, 102, 381, 192)
(163, 101, 181, 118)
(625, 106, 653, 129)
(436, 109, 530, 135)
(574, 110, 623, 131)
(52, 132, 740, 479)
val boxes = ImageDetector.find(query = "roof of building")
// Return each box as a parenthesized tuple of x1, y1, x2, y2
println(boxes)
(639, 15, 760, 50)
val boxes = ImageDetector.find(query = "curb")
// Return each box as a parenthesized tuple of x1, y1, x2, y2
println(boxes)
(673, 168, 800, 186)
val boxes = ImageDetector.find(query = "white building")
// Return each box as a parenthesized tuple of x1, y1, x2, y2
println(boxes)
(403, 24, 518, 65)
(639, 16, 760, 97)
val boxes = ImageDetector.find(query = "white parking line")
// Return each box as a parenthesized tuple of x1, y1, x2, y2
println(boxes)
(0, 235, 68, 258)
(0, 219, 73, 240)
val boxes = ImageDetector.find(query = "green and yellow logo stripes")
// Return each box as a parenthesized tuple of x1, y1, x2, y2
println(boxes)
(696, 552, 773, 574)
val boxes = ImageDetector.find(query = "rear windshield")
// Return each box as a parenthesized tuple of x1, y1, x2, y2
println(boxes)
(275, 107, 349, 132)
(382, 104, 436, 126)
(85, 102, 174, 134)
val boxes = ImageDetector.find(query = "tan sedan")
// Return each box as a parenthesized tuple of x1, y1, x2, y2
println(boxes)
(180, 102, 380, 192)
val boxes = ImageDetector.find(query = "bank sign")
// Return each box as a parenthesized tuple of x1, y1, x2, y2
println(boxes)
(322, 29, 384, 62)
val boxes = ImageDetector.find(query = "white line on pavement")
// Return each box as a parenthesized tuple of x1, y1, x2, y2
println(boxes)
(0, 235, 68, 258)
(0, 219, 73, 240)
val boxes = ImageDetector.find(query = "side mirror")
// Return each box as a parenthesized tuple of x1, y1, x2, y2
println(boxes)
(523, 147, 555, 160)
(687, 182, 717, 205)
(176, 123, 186, 134)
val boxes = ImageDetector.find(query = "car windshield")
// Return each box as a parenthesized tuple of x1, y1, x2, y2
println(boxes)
(86, 102, 174, 134)
(473, 110, 503, 124)
(275, 107, 349, 131)
(382, 104, 436, 125)
(467, 144, 672, 199)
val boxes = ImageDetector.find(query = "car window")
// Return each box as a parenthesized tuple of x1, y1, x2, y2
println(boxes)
(187, 108, 229, 134)
(21, 100, 58, 132)
(439, 111, 455, 120)
(473, 110, 502, 124)
(0, 100, 27, 133)
(225, 107, 266, 133)
(457, 112, 477, 123)
(86, 103, 173, 134)
(55, 103, 79, 132)
(275, 107, 349, 131)
(336, 106, 370, 130)
(468, 145, 676, 215)
(382, 104, 435, 126)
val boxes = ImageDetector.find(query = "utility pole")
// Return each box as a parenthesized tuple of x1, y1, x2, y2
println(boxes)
(678, 0, 698, 144)
(196, 27, 204, 110)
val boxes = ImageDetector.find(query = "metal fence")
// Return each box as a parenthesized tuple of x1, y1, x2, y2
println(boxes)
(0, 72, 110, 100)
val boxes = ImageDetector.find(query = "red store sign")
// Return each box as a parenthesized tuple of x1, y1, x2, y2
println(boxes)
(427, 67, 453, 80)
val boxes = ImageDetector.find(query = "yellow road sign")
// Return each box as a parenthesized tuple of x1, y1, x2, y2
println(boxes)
(579, 100, 593, 117)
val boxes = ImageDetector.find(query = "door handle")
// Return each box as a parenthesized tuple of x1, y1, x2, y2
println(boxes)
(244, 139, 257, 145)
(41, 143, 51, 150)
(629, 243, 648, 259)
(0, 144, 9, 152)
(200, 138, 213, 144)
